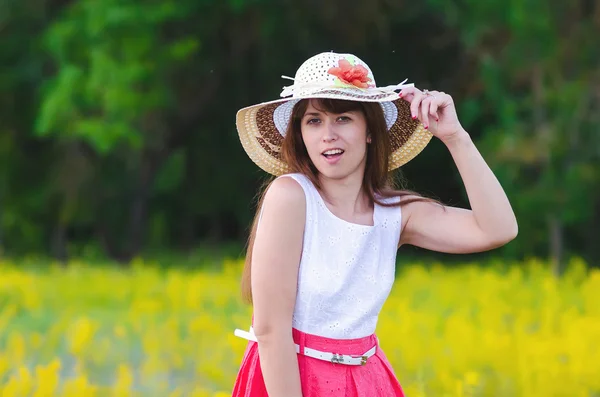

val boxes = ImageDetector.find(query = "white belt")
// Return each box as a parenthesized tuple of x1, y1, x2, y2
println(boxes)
(234, 327, 377, 366)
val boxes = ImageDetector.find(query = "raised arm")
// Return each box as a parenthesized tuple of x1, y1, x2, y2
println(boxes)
(398, 88, 518, 253)
(251, 176, 305, 397)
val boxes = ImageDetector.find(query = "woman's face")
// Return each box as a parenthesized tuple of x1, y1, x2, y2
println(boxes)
(300, 100, 369, 180)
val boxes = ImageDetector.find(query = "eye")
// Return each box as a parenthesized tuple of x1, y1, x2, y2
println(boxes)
(337, 116, 352, 122)
(306, 118, 321, 125)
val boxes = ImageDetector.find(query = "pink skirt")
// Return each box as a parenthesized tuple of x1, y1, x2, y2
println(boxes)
(232, 328, 405, 397)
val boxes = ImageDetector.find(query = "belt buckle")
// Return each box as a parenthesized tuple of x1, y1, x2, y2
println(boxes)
(331, 353, 344, 364)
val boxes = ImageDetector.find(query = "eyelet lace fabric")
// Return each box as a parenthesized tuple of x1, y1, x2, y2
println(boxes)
(282, 173, 402, 340)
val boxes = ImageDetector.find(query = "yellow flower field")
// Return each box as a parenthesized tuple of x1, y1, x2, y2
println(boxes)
(0, 257, 598, 396)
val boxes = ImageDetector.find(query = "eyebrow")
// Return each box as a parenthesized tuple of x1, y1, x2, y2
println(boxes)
(303, 112, 322, 118)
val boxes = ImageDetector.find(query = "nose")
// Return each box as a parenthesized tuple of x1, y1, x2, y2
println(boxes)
(322, 120, 337, 142)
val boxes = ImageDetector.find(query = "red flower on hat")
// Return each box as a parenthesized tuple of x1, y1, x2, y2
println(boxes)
(328, 59, 373, 89)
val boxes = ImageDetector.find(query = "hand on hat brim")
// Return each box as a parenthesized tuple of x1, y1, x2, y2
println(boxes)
(398, 86, 464, 142)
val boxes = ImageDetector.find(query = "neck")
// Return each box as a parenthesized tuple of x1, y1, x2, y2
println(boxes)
(317, 171, 371, 215)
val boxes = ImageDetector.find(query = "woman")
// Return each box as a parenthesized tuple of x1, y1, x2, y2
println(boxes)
(231, 52, 518, 396)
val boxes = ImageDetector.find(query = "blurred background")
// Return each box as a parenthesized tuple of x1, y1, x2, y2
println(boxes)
(0, 1, 599, 396)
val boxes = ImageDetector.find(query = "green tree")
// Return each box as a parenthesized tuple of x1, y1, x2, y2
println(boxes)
(427, 0, 600, 273)
(0, 0, 594, 265)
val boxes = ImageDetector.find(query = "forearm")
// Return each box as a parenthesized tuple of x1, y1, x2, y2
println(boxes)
(256, 331, 303, 397)
(442, 129, 518, 241)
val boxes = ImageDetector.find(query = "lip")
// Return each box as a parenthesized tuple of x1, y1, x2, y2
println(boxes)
(323, 154, 342, 165)
(321, 149, 344, 165)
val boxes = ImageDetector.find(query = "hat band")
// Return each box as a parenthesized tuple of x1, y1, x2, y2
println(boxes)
(280, 77, 414, 98)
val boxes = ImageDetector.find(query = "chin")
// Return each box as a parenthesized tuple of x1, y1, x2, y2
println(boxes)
(317, 170, 347, 180)
(314, 165, 359, 181)
(310, 154, 366, 180)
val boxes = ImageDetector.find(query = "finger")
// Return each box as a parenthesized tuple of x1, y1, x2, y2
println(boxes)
(410, 92, 425, 120)
(421, 97, 431, 129)
(435, 91, 451, 108)
(429, 97, 439, 122)
(398, 86, 419, 101)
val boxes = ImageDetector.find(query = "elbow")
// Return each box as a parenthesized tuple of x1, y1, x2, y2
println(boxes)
(510, 222, 519, 240)
(252, 321, 293, 343)
(490, 221, 518, 248)
(506, 218, 519, 241)
(252, 323, 274, 339)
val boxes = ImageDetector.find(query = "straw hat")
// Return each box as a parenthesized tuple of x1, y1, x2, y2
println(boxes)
(235, 52, 433, 176)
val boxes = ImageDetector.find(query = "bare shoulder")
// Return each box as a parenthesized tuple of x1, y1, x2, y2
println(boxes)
(262, 176, 306, 217)
(257, 175, 306, 239)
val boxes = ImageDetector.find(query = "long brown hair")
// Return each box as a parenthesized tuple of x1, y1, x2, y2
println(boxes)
(240, 98, 443, 304)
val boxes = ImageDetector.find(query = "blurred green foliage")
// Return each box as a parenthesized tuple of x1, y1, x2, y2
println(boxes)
(0, 0, 598, 269)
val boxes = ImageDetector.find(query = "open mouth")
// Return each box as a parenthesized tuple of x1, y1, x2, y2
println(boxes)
(322, 149, 345, 161)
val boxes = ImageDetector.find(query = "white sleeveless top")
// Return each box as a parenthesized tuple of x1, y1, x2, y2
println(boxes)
(259, 173, 403, 339)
